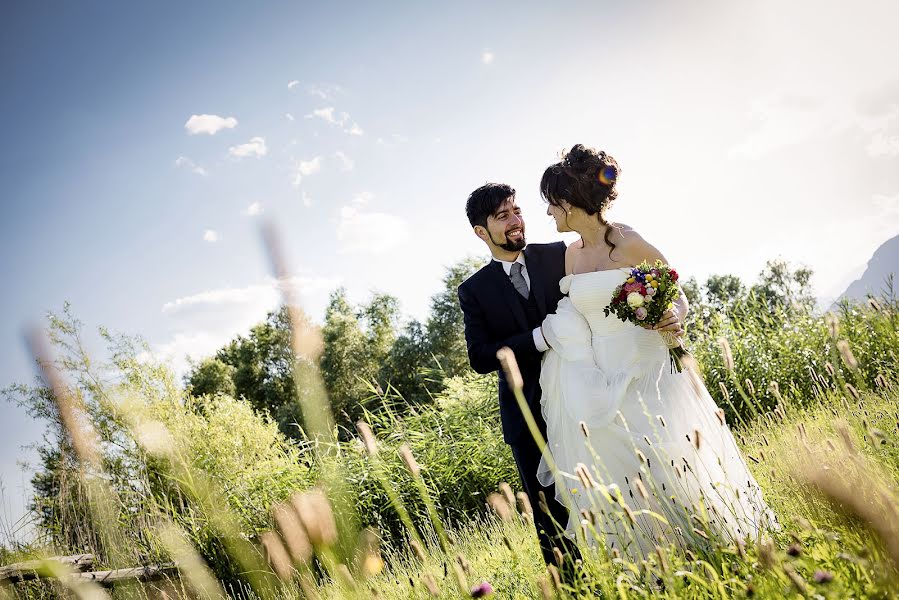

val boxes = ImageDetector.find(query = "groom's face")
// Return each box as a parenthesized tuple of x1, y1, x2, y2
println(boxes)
(483, 198, 526, 252)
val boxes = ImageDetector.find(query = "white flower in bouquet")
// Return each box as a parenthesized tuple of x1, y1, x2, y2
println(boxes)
(627, 292, 644, 308)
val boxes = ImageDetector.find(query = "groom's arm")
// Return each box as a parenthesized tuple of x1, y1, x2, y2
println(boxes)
(458, 284, 540, 374)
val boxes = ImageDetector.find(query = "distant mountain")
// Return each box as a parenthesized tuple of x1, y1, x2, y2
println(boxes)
(839, 233, 899, 302)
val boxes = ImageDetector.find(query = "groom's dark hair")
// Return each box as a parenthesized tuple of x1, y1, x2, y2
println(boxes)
(465, 183, 516, 228)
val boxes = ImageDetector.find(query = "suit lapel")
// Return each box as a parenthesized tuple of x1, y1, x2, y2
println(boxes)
(524, 246, 548, 316)
(491, 260, 528, 330)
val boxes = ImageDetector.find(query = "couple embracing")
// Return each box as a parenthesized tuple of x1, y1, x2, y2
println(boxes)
(458, 144, 777, 573)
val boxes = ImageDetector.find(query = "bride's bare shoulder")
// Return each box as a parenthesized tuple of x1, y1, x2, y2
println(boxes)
(608, 223, 666, 263)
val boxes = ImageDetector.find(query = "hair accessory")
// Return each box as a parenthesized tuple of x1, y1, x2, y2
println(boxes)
(598, 166, 617, 186)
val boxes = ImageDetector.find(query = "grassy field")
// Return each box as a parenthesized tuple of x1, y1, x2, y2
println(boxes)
(2, 282, 898, 598)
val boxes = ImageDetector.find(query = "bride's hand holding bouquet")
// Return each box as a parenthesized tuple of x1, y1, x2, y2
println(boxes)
(603, 260, 688, 370)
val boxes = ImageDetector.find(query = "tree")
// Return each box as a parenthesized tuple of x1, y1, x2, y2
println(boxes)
(705, 274, 746, 313)
(750, 259, 815, 313)
(185, 358, 236, 398)
(319, 289, 401, 431)
(424, 257, 486, 382)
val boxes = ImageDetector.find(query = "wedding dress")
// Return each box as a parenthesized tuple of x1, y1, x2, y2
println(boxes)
(536, 269, 777, 560)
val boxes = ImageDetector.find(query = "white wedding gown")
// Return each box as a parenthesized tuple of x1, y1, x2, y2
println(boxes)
(536, 269, 777, 560)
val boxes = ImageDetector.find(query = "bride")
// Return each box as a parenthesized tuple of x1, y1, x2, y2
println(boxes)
(535, 144, 777, 561)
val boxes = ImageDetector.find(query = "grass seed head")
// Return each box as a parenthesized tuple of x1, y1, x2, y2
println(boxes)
(824, 312, 840, 338)
(355, 421, 378, 456)
(398, 444, 421, 477)
(291, 489, 338, 548)
(717, 337, 735, 372)
(272, 502, 312, 564)
(260, 530, 293, 580)
(498, 481, 516, 509)
(836, 340, 859, 371)
(515, 491, 533, 517)
(495, 347, 523, 391)
(487, 493, 513, 522)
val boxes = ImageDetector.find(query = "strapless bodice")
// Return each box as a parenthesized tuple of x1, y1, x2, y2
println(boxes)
(561, 269, 636, 336)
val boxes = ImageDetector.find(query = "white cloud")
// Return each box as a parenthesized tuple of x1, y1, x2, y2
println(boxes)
(307, 83, 342, 100)
(287, 80, 299, 89)
(174, 156, 208, 176)
(335, 151, 354, 171)
(351, 191, 373, 206)
(481, 50, 495, 64)
(337, 200, 409, 254)
(873, 193, 899, 217)
(155, 274, 341, 377)
(184, 114, 238, 135)
(228, 136, 268, 158)
(285, 113, 295, 121)
(867, 132, 899, 157)
(306, 107, 338, 124)
(305, 107, 363, 135)
(293, 156, 322, 186)
(203, 229, 219, 242)
(243, 202, 262, 216)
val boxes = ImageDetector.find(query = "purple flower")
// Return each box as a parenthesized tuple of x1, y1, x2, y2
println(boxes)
(813, 570, 833, 584)
(471, 582, 494, 597)
(635, 307, 648, 321)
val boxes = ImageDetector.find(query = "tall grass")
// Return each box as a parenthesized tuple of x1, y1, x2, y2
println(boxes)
(4, 242, 899, 597)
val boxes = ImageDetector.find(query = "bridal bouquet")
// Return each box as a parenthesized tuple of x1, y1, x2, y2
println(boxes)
(603, 260, 689, 371)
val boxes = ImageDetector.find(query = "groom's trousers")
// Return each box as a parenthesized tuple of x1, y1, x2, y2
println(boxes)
(510, 440, 581, 570)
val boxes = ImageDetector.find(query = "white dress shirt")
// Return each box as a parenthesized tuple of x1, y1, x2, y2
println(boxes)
(493, 253, 550, 352)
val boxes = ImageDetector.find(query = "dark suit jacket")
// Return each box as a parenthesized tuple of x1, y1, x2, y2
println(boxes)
(457, 242, 567, 445)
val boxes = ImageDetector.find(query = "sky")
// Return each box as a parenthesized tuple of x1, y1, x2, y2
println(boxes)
(2, 0, 898, 542)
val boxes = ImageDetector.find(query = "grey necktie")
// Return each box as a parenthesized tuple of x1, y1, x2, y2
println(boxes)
(510, 262, 529, 299)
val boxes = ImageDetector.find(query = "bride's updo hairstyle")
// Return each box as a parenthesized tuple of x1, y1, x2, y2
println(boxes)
(541, 144, 621, 257)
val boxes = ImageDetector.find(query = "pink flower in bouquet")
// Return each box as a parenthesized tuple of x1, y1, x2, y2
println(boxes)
(624, 282, 643, 293)
(635, 307, 648, 320)
(645, 286, 656, 296)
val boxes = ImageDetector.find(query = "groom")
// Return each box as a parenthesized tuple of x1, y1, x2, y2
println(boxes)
(457, 183, 574, 568)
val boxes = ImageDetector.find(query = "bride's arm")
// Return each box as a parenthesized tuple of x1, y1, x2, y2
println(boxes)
(612, 225, 688, 335)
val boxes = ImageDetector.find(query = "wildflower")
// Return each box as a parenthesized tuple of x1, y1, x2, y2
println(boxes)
(470, 582, 494, 597)
(693, 428, 701, 450)
(845, 383, 860, 400)
(786, 543, 802, 557)
(824, 362, 835, 377)
(813, 570, 834, 583)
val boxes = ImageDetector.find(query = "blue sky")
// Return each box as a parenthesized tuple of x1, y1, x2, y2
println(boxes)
(2, 0, 898, 540)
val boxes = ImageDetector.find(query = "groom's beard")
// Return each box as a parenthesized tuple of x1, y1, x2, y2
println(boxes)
(489, 229, 526, 252)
